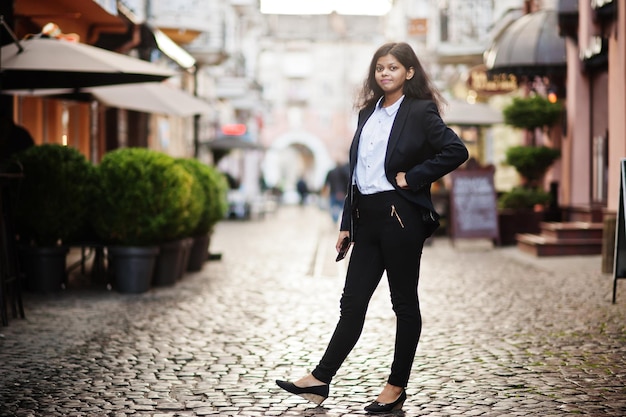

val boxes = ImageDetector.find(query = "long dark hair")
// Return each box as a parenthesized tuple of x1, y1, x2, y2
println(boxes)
(357, 42, 445, 112)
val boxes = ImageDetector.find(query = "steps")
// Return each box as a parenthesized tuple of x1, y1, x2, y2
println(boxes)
(516, 221, 604, 257)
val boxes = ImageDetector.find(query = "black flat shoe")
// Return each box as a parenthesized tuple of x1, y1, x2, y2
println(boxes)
(364, 389, 406, 414)
(275, 380, 329, 405)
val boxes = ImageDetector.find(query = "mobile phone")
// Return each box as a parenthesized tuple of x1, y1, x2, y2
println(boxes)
(335, 237, 351, 262)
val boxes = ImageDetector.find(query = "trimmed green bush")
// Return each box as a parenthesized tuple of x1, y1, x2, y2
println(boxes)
(498, 186, 551, 210)
(173, 158, 204, 237)
(503, 95, 563, 130)
(12, 144, 96, 246)
(505, 145, 561, 185)
(205, 164, 229, 231)
(91, 148, 196, 245)
(176, 158, 229, 235)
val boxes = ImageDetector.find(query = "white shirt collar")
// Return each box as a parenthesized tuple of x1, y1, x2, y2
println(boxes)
(376, 95, 405, 116)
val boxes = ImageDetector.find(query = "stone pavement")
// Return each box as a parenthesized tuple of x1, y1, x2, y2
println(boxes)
(1, 205, 625, 417)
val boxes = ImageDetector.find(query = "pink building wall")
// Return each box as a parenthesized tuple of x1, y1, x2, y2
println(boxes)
(564, 36, 591, 208)
(607, 2, 626, 214)
(562, 1, 624, 219)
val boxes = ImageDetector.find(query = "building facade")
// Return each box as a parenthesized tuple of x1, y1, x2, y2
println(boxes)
(12, 0, 614, 219)
(256, 0, 506, 200)
(558, 0, 624, 222)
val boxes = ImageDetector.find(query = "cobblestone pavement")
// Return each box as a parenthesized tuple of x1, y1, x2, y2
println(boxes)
(1, 205, 625, 416)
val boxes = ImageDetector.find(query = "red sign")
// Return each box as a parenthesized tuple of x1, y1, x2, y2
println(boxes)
(221, 124, 247, 136)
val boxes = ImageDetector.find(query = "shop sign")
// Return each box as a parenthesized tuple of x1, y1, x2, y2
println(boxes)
(408, 18, 428, 36)
(467, 65, 518, 95)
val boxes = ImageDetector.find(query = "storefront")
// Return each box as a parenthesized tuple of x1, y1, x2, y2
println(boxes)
(2, 0, 201, 162)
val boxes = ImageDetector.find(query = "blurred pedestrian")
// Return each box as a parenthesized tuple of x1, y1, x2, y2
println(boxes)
(276, 42, 468, 413)
(323, 162, 350, 224)
(296, 177, 309, 206)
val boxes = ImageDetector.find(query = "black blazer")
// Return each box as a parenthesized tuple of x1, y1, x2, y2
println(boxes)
(340, 97, 469, 233)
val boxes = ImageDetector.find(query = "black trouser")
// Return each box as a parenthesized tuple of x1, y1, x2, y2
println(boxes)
(312, 190, 426, 388)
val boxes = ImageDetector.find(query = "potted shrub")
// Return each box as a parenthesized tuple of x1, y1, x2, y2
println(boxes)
(91, 148, 195, 293)
(497, 94, 563, 245)
(177, 158, 229, 271)
(497, 186, 551, 245)
(11, 144, 96, 292)
(150, 158, 204, 283)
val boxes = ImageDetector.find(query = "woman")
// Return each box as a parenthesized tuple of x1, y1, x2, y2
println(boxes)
(276, 42, 469, 413)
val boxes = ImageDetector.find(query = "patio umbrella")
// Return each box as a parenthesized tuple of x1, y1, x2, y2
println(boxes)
(443, 99, 503, 126)
(1, 82, 212, 117)
(1, 37, 175, 91)
(87, 82, 212, 116)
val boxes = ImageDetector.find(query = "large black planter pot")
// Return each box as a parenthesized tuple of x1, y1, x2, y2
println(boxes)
(108, 246, 159, 294)
(187, 233, 210, 272)
(20, 245, 69, 292)
(498, 209, 544, 246)
(177, 237, 194, 279)
(153, 239, 186, 286)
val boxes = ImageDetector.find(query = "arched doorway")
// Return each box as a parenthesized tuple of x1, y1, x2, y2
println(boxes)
(262, 131, 335, 204)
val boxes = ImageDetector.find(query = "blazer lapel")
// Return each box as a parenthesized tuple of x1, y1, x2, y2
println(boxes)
(385, 97, 411, 167)
(350, 106, 375, 168)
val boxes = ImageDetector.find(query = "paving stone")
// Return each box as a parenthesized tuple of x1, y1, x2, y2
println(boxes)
(1, 206, 625, 415)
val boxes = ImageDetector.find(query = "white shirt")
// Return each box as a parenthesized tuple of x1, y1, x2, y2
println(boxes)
(355, 95, 404, 195)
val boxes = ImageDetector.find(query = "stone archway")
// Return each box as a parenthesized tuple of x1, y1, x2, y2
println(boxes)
(262, 131, 335, 204)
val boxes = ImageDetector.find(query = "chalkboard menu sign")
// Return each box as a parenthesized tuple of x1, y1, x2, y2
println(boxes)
(449, 166, 500, 243)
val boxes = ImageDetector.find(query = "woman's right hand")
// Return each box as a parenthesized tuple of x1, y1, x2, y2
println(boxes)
(336, 230, 351, 252)
(395, 171, 409, 189)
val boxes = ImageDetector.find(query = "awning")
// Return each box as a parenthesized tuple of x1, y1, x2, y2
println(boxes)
(484, 9, 566, 77)
(201, 134, 265, 163)
(87, 82, 212, 116)
(443, 99, 503, 126)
